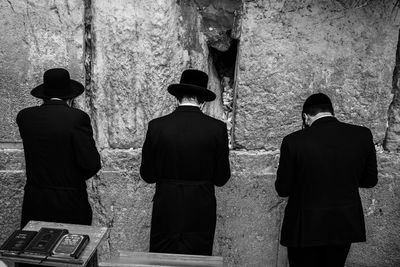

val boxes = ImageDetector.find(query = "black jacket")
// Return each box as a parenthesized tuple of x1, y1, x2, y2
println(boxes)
(275, 116, 377, 247)
(17, 100, 101, 227)
(140, 105, 231, 255)
(140, 105, 230, 185)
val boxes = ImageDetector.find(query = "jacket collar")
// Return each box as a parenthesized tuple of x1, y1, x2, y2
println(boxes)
(41, 99, 69, 107)
(174, 105, 201, 113)
(311, 116, 338, 127)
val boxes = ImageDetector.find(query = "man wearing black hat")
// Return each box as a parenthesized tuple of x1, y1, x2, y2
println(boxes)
(16, 68, 101, 230)
(275, 93, 377, 267)
(140, 69, 231, 256)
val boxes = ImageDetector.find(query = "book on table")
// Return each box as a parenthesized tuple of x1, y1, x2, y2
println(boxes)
(0, 230, 38, 256)
(51, 233, 90, 259)
(22, 228, 69, 260)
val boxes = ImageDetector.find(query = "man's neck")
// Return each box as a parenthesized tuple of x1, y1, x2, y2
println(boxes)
(310, 112, 333, 125)
(179, 102, 200, 107)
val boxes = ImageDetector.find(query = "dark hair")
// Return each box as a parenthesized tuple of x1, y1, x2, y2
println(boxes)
(302, 93, 334, 116)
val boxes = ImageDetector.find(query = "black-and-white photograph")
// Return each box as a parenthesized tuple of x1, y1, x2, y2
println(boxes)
(0, 1, 399, 266)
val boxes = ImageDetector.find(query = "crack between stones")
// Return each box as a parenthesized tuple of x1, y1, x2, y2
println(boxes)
(50, 4, 63, 24)
(231, 148, 280, 154)
(230, 40, 240, 149)
(0, 143, 23, 149)
(89, 175, 114, 256)
(64, 0, 71, 15)
(25, 2, 40, 53)
(208, 40, 239, 148)
(6, 0, 16, 13)
(84, 0, 99, 141)
(383, 29, 400, 152)
(84, 0, 114, 258)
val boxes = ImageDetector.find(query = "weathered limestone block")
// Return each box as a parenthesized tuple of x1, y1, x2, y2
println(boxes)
(88, 149, 154, 260)
(215, 150, 285, 266)
(235, 1, 398, 150)
(0, 0, 85, 142)
(0, 171, 25, 241)
(91, 0, 212, 149)
(0, 148, 25, 171)
(0, 149, 26, 243)
(347, 150, 400, 266)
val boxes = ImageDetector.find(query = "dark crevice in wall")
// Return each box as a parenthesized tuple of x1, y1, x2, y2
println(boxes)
(191, 1, 243, 148)
(83, 0, 97, 138)
(84, 0, 113, 257)
(208, 39, 239, 148)
(209, 38, 238, 86)
(383, 29, 400, 152)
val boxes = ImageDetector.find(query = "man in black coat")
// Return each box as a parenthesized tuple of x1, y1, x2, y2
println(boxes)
(275, 93, 377, 267)
(140, 69, 231, 256)
(16, 68, 101, 229)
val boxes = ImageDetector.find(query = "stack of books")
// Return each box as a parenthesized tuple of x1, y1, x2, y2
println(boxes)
(0, 228, 89, 264)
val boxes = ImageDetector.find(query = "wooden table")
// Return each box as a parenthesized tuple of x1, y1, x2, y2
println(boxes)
(0, 221, 108, 267)
(99, 251, 223, 267)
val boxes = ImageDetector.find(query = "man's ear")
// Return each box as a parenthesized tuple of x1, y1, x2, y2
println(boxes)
(302, 113, 306, 128)
(66, 98, 74, 107)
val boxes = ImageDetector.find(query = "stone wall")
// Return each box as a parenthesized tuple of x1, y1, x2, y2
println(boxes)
(1, 0, 400, 266)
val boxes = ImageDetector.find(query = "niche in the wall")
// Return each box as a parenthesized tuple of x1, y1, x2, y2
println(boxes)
(208, 39, 239, 147)
(194, 0, 243, 147)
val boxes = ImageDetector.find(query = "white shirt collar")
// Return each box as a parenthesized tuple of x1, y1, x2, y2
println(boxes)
(310, 113, 334, 125)
(179, 103, 200, 107)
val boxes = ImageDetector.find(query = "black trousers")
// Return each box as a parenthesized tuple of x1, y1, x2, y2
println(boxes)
(288, 244, 351, 267)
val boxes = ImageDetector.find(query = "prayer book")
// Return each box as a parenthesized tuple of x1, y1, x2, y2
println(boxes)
(52, 233, 89, 259)
(23, 227, 68, 259)
(0, 230, 38, 256)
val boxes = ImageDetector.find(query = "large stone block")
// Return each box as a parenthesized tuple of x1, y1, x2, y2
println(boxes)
(88, 171, 154, 261)
(91, 0, 213, 149)
(0, 170, 25, 243)
(234, 1, 398, 149)
(88, 149, 154, 260)
(0, 149, 26, 243)
(346, 150, 400, 266)
(0, 0, 85, 142)
(0, 148, 25, 171)
(215, 150, 285, 266)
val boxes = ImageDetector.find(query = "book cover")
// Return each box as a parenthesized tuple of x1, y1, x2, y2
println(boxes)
(52, 234, 90, 259)
(0, 230, 38, 255)
(23, 228, 68, 257)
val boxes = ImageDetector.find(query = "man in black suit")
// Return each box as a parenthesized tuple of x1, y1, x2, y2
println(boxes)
(17, 68, 101, 229)
(140, 69, 231, 256)
(275, 93, 377, 267)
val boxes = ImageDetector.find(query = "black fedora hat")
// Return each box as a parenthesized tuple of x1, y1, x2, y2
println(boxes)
(167, 69, 216, 102)
(31, 68, 84, 99)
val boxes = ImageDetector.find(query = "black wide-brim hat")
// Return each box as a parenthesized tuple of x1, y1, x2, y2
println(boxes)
(167, 69, 216, 102)
(31, 68, 84, 99)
